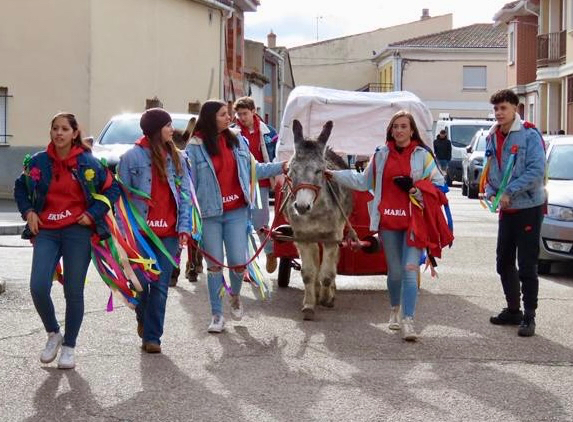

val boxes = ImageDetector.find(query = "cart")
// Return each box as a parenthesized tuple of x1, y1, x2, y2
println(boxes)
(272, 86, 435, 287)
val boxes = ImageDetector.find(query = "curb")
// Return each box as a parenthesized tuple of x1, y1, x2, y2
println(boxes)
(0, 224, 25, 236)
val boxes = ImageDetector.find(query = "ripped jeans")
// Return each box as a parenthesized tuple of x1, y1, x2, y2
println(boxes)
(381, 230, 422, 318)
(201, 206, 249, 316)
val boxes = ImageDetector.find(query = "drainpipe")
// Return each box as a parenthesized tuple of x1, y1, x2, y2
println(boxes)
(265, 48, 285, 125)
(217, 7, 234, 99)
(393, 51, 402, 90)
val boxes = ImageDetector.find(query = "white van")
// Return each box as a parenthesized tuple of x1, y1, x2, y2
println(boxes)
(434, 115, 494, 184)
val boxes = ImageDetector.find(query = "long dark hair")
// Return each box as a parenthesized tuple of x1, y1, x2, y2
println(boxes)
(146, 130, 182, 181)
(192, 100, 238, 156)
(51, 112, 91, 151)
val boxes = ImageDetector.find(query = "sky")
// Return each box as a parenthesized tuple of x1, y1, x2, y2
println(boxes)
(244, 0, 509, 48)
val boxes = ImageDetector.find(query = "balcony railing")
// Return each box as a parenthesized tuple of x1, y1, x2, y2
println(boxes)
(537, 30, 566, 67)
(357, 83, 394, 92)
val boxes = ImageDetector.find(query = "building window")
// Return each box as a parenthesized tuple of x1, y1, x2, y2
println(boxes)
(463, 66, 487, 90)
(508, 29, 515, 64)
(0, 87, 10, 145)
(145, 96, 163, 109)
(528, 103, 535, 122)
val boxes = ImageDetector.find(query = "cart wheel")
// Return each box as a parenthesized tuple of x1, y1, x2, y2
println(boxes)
(278, 258, 291, 288)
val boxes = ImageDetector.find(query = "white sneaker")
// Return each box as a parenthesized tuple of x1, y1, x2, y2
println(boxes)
(230, 295, 244, 321)
(40, 331, 63, 363)
(57, 346, 75, 369)
(207, 314, 225, 333)
(401, 317, 418, 341)
(388, 306, 401, 330)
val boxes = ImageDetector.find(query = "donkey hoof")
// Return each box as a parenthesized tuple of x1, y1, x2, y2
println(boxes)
(320, 298, 335, 308)
(302, 307, 315, 320)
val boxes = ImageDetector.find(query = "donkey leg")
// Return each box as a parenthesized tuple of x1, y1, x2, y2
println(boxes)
(319, 244, 339, 308)
(297, 243, 320, 320)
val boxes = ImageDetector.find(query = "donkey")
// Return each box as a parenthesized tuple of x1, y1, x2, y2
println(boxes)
(284, 120, 352, 320)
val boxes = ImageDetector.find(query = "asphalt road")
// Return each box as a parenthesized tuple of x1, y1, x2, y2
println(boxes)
(0, 186, 572, 422)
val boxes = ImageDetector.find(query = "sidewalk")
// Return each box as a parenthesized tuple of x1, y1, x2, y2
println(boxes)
(0, 199, 24, 236)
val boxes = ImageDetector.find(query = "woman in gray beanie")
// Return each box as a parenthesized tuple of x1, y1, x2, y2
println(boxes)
(117, 108, 192, 353)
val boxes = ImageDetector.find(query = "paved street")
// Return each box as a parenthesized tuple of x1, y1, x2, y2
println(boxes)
(0, 186, 572, 421)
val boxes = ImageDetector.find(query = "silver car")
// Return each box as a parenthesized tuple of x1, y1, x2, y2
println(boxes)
(462, 129, 487, 199)
(92, 112, 197, 172)
(538, 137, 573, 274)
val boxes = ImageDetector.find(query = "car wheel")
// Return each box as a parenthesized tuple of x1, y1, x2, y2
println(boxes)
(461, 181, 468, 196)
(537, 260, 552, 275)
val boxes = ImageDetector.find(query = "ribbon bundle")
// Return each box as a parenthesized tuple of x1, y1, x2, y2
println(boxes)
(479, 145, 518, 212)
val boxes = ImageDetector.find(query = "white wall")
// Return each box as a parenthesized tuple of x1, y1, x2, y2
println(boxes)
(388, 49, 507, 120)
(90, 0, 224, 137)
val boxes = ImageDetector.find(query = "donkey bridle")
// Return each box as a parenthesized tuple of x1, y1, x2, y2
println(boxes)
(284, 175, 321, 204)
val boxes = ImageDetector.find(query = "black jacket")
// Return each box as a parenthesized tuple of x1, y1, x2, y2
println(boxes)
(433, 137, 452, 160)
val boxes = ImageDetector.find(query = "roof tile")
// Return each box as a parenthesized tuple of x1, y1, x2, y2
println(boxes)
(388, 24, 507, 49)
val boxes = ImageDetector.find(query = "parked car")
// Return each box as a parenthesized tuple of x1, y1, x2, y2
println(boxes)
(434, 116, 493, 185)
(462, 129, 487, 198)
(538, 137, 573, 274)
(92, 112, 197, 172)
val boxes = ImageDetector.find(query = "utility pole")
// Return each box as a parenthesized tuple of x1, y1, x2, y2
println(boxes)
(315, 15, 323, 41)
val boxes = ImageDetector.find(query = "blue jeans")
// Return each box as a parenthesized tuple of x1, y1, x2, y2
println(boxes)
(202, 206, 249, 316)
(30, 224, 92, 348)
(252, 186, 273, 254)
(438, 159, 450, 173)
(135, 236, 178, 345)
(381, 230, 422, 318)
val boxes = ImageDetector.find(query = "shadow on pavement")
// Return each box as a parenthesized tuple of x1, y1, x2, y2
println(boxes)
(25, 368, 103, 422)
(22, 273, 572, 421)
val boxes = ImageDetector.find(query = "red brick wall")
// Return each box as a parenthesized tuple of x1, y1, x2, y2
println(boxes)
(515, 15, 538, 85)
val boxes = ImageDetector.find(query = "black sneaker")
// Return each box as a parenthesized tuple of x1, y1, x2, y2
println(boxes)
(518, 315, 536, 337)
(490, 308, 523, 325)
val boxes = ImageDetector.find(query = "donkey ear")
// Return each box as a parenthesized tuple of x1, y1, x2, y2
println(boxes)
(292, 120, 304, 144)
(317, 121, 333, 146)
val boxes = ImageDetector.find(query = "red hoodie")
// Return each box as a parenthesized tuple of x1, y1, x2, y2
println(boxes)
(207, 133, 245, 212)
(378, 141, 417, 230)
(136, 136, 177, 237)
(237, 115, 270, 188)
(40, 143, 87, 229)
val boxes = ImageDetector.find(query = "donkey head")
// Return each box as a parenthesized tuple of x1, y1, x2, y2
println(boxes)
(288, 119, 333, 215)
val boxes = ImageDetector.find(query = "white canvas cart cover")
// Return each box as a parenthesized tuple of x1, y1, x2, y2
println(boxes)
(276, 86, 434, 159)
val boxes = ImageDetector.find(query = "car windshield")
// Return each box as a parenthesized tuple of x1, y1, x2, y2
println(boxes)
(451, 124, 492, 147)
(99, 117, 191, 145)
(547, 144, 573, 180)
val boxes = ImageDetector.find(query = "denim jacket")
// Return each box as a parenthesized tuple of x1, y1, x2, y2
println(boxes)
(331, 144, 444, 231)
(117, 145, 192, 235)
(484, 117, 546, 209)
(13, 150, 120, 239)
(185, 129, 283, 218)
